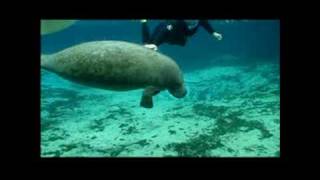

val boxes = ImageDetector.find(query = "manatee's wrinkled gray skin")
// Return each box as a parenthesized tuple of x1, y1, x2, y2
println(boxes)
(41, 41, 187, 108)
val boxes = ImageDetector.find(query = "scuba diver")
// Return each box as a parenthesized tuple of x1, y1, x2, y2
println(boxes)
(141, 20, 223, 51)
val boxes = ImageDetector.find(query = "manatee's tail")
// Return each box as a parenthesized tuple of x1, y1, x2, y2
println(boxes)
(41, 54, 51, 70)
(41, 54, 46, 67)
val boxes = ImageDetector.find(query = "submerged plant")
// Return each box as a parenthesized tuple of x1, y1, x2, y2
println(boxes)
(165, 104, 273, 156)
(192, 104, 228, 119)
(41, 88, 86, 118)
(164, 133, 223, 157)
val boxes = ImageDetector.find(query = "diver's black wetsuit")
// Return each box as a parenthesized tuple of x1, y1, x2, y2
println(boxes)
(142, 20, 216, 46)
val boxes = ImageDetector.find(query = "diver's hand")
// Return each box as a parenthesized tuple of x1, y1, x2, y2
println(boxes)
(213, 32, 223, 40)
(141, 19, 147, 23)
(166, 24, 173, 31)
(144, 44, 158, 51)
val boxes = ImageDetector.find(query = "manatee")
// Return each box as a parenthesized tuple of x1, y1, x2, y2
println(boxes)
(41, 40, 187, 108)
(41, 20, 77, 35)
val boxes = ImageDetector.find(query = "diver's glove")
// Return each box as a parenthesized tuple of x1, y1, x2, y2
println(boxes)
(166, 24, 173, 31)
(212, 32, 223, 40)
(141, 19, 147, 23)
(144, 44, 158, 51)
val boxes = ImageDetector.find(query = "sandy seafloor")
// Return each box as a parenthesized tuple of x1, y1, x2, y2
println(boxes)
(41, 56, 280, 157)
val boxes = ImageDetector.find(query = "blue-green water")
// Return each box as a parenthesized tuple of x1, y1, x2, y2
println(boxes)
(41, 20, 280, 157)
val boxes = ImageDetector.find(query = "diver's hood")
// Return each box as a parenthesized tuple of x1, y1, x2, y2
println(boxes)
(185, 20, 199, 29)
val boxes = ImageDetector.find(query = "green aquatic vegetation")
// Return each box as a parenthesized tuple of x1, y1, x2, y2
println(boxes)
(164, 133, 223, 157)
(105, 106, 134, 122)
(254, 84, 270, 93)
(270, 89, 280, 95)
(192, 104, 228, 119)
(219, 74, 241, 83)
(122, 126, 139, 135)
(215, 111, 272, 139)
(109, 146, 127, 157)
(269, 102, 280, 112)
(260, 66, 279, 80)
(41, 88, 85, 104)
(47, 135, 64, 142)
(119, 123, 128, 128)
(193, 104, 272, 139)
(223, 94, 239, 101)
(95, 139, 150, 156)
(162, 114, 170, 121)
(244, 145, 267, 154)
(42, 150, 62, 157)
(84, 94, 107, 101)
(44, 100, 75, 118)
(42, 89, 109, 119)
(171, 105, 184, 111)
(163, 155, 175, 157)
(226, 147, 235, 153)
(108, 106, 132, 116)
(125, 118, 136, 124)
(170, 113, 194, 119)
(166, 104, 273, 156)
(244, 147, 254, 152)
(43, 128, 69, 142)
(196, 87, 212, 101)
(135, 139, 150, 147)
(41, 88, 86, 117)
(41, 118, 58, 132)
(151, 135, 158, 138)
(273, 118, 280, 124)
(89, 118, 107, 132)
(92, 145, 127, 156)
(105, 113, 117, 120)
(60, 143, 78, 152)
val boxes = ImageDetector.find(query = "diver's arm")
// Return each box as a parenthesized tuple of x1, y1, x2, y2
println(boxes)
(143, 21, 168, 50)
(152, 31, 166, 46)
(141, 20, 150, 44)
(151, 23, 170, 46)
(142, 20, 158, 50)
(199, 20, 215, 34)
(186, 24, 200, 36)
(200, 20, 222, 40)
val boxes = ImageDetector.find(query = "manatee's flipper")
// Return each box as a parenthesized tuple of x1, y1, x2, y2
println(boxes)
(140, 94, 153, 108)
(140, 87, 161, 108)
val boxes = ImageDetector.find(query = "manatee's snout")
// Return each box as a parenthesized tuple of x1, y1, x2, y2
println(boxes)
(169, 85, 187, 98)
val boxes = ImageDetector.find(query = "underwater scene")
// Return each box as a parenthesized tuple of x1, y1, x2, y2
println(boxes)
(41, 20, 280, 157)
